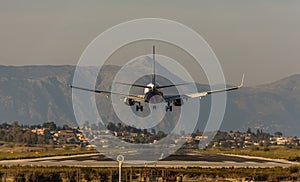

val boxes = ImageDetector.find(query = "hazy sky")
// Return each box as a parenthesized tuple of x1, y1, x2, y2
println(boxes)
(0, 0, 300, 86)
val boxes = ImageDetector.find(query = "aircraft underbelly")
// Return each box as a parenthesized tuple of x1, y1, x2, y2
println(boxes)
(144, 93, 164, 104)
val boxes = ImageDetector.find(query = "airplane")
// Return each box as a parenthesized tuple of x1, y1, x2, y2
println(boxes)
(69, 46, 244, 112)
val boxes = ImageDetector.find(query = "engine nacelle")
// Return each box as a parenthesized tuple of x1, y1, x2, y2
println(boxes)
(173, 98, 184, 106)
(124, 97, 135, 106)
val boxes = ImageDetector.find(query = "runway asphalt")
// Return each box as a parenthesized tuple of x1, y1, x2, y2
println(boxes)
(0, 153, 298, 168)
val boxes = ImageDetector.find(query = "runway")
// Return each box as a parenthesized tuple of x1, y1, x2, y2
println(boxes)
(0, 153, 298, 168)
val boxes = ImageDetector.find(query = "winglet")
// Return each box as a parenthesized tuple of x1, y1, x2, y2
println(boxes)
(238, 74, 244, 88)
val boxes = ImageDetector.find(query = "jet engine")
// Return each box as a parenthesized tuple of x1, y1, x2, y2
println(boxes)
(124, 97, 135, 106)
(173, 98, 184, 106)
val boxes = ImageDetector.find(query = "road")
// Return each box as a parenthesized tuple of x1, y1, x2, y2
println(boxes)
(0, 153, 298, 168)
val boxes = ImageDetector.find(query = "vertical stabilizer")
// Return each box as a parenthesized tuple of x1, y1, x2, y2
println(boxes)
(152, 45, 156, 85)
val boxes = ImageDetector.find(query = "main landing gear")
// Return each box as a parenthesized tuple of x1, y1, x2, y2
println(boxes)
(165, 102, 172, 112)
(135, 103, 173, 112)
(136, 102, 143, 112)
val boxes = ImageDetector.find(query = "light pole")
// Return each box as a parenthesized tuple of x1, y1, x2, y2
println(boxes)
(117, 155, 124, 182)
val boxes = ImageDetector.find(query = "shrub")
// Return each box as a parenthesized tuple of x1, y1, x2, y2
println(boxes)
(289, 166, 299, 173)
(288, 156, 300, 162)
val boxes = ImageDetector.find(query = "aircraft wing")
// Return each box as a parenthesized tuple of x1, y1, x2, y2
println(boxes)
(163, 75, 244, 101)
(68, 84, 144, 102)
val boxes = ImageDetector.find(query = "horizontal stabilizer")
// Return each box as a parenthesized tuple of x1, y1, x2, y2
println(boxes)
(115, 82, 152, 89)
(156, 83, 191, 89)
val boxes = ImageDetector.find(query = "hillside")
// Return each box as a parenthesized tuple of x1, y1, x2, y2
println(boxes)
(0, 65, 299, 136)
(222, 74, 300, 136)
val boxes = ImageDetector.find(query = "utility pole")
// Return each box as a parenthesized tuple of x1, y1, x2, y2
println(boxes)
(117, 155, 124, 182)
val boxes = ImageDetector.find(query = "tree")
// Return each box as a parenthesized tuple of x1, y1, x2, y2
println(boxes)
(82, 121, 90, 130)
(246, 127, 252, 134)
(274, 131, 283, 137)
(11, 121, 22, 143)
(62, 124, 71, 130)
(43, 129, 52, 144)
(0, 122, 11, 129)
(90, 123, 98, 131)
(98, 122, 105, 130)
(12, 121, 19, 128)
(256, 129, 261, 136)
(156, 131, 167, 140)
(23, 130, 37, 145)
(106, 122, 117, 131)
(42, 122, 57, 131)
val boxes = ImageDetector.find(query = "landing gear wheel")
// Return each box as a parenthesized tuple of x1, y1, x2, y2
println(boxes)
(165, 102, 173, 112)
(165, 105, 172, 112)
(136, 104, 143, 112)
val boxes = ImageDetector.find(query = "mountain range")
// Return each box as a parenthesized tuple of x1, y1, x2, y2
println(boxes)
(0, 65, 299, 136)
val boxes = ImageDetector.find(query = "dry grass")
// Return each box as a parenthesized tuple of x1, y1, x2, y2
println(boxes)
(0, 144, 97, 160)
(198, 146, 300, 161)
